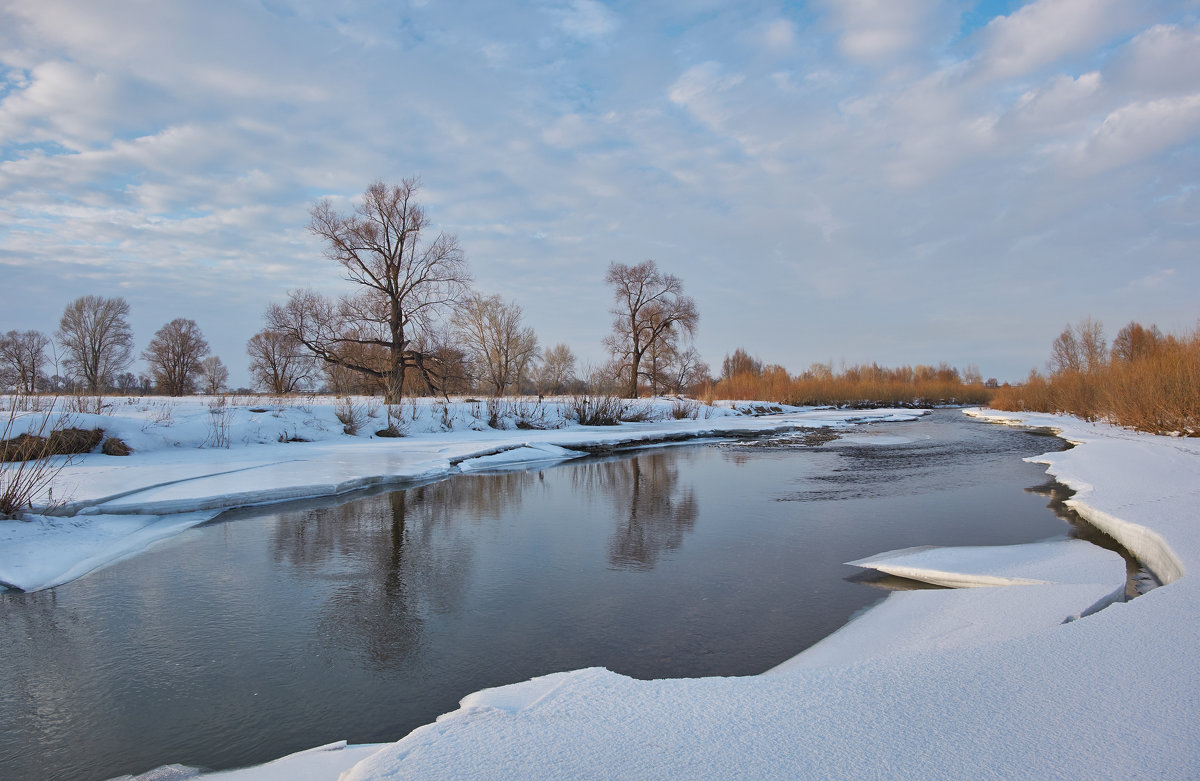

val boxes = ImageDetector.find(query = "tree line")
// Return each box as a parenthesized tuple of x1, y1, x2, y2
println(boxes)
(1, 179, 708, 400)
(1, 297, 229, 397)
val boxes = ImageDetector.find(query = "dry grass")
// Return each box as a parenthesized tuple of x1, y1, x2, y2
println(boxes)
(702, 363, 993, 408)
(0, 403, 80, 518)
(991, 322, 1200, 435)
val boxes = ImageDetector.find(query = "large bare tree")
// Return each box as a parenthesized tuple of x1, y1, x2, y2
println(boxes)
(452, 294, 539, 396)
(603, 260, 699, 398)
(57, 295, 135, 393)
(247, 329, 315, 394)
(143, 318, 210, 396)
(0, 330, 51, 394)
(268, 179, 469, 402)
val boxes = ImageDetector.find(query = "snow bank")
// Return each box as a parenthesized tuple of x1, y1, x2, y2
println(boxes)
(325, 408, 1200, 779)
(0, 510, 217, 591)
(844, 539, 1120, 588)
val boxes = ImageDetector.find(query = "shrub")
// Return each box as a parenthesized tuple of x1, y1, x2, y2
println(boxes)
(1, 405, 77, 518)
(670, 399, 701, 419)
(101, 437, 132, 456)
(565, 395, 625, 426)
(335, 398, 366, 435)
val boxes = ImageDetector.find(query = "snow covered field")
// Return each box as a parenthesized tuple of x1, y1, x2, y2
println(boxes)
(0, 395, 916, 592)
(6, 400, 1198, 778)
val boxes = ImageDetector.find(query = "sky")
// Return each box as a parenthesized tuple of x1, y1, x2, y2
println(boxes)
(0, 0, 1197, 387)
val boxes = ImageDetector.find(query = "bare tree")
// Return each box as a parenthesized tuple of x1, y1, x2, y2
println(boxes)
(1111, 322, 1164, 363)
(247, 329, 314, 394)
(115, 372, 140, 394)
(0, 330, 51, 394)
(452, 294, 539, 396)
(536, 343, 577, 396)
(721, 348, 763, 380)
(199, 355, 229, 395)
(603, 260, 698, 398)
(269, 179, 470, 403)
(1050, 317, 1106, 375)
(57, 295, 135, 393)
(143, 318, 210, 396)
(662, 345, 710, 394)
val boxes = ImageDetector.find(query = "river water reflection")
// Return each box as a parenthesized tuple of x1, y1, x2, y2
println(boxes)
(1, 411, 1089, 780)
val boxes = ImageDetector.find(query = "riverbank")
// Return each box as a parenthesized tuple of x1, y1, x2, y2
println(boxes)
(0, 396, 920, 592)
(251, 408, 1198, 780)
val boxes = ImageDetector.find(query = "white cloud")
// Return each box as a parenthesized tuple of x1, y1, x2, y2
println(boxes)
(821, 0, 941, 62)
(0, 60, 124, 150)
(978, 0, 1145, 80)
(667, 62, 744, 127)
(1113, 23, 1200, 97)
(1008, 71, 1104, 134)
(1073, 92, 1200, 173)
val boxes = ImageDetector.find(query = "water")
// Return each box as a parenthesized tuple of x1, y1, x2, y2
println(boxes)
(0, 411, 1100, 780)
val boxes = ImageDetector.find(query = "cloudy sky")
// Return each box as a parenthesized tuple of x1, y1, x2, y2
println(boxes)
(1, 0, 1197, 386)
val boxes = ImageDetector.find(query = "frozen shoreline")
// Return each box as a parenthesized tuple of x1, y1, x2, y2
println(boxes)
(0, 397, 919, 592)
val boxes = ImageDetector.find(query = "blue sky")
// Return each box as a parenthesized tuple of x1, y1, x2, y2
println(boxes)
(1, 0, 1197, 386)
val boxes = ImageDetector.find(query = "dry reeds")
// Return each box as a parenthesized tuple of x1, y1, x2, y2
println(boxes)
(1, 403, 80, 518)
(703, 363, 993, 408)
(990, 321, 1200, 435)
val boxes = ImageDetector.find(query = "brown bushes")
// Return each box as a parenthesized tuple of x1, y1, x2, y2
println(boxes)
(702, 362, 993, 408)
(2, 428, 103, 462)
(990, 321, 1200, 436)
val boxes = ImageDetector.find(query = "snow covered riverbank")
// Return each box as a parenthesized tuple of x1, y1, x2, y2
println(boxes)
(239, 408, 1197, 780)
(0, 396, 918, 592)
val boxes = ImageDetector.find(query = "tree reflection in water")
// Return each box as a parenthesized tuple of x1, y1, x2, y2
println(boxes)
(269, 473, 537, 669)
(571, 453, 699, 570)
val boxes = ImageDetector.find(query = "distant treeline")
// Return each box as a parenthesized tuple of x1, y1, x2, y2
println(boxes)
(990, 320, 1200, 436)
(697, 349, 994, 408)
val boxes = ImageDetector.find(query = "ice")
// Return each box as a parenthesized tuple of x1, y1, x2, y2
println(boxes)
(456, 443, 585, 472)
(0, 510, 217, 592)
(844, 538, 1122, 588)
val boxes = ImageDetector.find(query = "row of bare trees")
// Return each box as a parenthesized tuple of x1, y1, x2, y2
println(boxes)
(258, 178, 705, 401)
(1, 296, 229, 396)
(4, 178, 706, 400)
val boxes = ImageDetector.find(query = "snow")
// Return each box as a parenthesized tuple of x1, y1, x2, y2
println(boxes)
(0, 396, 919, 592)
(844, 539, 1122, 588)
(11, 400, 1200, 778)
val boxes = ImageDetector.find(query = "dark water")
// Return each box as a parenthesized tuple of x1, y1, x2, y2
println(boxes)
(0, 411, 1091, 780)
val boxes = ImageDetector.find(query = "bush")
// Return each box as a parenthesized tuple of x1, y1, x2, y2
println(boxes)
(3, 428, 103, 462)
(1, 406, 79, 518)
(101, 437, 132, 456)
(335, 398, 366, 435)
(565, 395, 625, 426)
